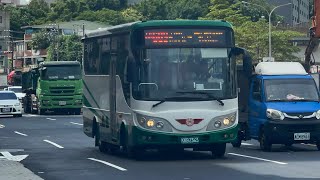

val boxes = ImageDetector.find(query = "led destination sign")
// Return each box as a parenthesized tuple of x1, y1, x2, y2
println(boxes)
(144, 29, 228, 47)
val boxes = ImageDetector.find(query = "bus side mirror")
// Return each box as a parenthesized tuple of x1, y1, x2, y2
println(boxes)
(231, 47, 252, 78)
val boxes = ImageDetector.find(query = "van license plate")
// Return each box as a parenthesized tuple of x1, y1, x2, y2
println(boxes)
(294, 133, 310, 140)
(59, 101, 66, 106)
(181, 137, 199, 144)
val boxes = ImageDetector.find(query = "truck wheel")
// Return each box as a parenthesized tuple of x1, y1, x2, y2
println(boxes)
(211, 143, 226, 158)
(38, 109, 45, 115)
(260, 129, 272, 152)
(316, 142, 320, 151)
(74, 109, 81, 115)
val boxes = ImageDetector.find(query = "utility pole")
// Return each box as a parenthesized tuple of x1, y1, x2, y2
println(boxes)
(10, 37, 13, 71)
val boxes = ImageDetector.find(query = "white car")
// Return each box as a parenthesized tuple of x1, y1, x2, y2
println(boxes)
(7, 86, 26, 102)
(0, 91, 22, 117)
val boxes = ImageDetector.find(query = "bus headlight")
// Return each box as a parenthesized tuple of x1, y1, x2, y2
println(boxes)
(266, 109, 284, 120)
(207, 112, 237, 131)
(136, 114, 173, 132)
(316, 110, 320, 119)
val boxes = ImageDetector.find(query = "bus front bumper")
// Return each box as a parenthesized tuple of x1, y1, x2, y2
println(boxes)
(131, 125, 238, 149)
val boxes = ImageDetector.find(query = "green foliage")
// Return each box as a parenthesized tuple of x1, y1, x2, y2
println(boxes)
(31, 30, 53, 50)
(76, 9, 126, 25)
(47, 35, 83, 62)
(134, 0, 210, 20)
(235, 20, 303, 61)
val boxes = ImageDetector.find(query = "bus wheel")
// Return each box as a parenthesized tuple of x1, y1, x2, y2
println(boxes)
(259, 129, 272, 152)
(211, 143, 226, 158)
(95, 124, 109, 153)
(231, 135, 242, 148)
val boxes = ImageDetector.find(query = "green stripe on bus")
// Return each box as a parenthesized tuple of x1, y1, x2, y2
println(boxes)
(82, 79, 101, 109)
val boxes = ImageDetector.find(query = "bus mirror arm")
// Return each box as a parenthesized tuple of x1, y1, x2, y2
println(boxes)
(231, 47, 253, 78)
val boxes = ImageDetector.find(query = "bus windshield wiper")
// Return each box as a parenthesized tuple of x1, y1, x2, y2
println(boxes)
(152, 100, 166, 108)
(152, 96, 208, 108)
(176, 91, 224, 106)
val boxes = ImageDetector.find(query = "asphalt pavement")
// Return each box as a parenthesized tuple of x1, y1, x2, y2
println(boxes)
(0, 114, 319, 180)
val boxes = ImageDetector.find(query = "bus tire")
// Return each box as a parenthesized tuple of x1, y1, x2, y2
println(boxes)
(231, 134, 242, 148)
(211, 143, 226, 158)
(121, 127, 144, 160)
(259, 128, 272, 152)
(96, 125, 109, 153)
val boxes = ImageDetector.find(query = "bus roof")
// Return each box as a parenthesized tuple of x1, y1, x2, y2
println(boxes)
(40, 61, 80, 67)
(84, 20, 233, 39)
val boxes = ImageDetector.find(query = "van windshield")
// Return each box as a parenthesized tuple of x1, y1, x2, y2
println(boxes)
(264, 79, 319, 102)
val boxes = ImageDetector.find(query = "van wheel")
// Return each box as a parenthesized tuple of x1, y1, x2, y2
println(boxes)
(211, 143, 226, 158)
(260, 129, 272, 152)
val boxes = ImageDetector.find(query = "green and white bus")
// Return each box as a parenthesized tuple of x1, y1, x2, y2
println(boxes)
(82, 20, 251, 158)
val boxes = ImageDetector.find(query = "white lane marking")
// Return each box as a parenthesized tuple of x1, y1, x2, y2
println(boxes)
(46, 118, 56, 121)
(0, 124, 5, 128)
(228, 153, 288, 165)
(241, 143, 254, 146)
(70, 122, 83, 126)
(14, 131, 28, 137)
(301, 143, 317, 147)
(0, 151, 29, 162)
(88, 158, 127, 171)
(43, 140, 64, 149)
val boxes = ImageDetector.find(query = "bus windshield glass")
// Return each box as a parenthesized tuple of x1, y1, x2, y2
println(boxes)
(132, 48, 236, 101)
(43, 65, 81, 80)
(265, 79, 320, 101)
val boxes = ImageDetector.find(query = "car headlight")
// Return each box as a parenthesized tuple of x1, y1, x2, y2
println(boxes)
(266, 109, 284, 120)
(14, 103, 20, 106)
(207, 112, 237, 131)
(316, 110, 320, 119)
(136, 114, 173, 132)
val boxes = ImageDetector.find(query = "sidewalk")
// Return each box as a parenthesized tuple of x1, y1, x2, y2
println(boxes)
(0, 159, 43, 180)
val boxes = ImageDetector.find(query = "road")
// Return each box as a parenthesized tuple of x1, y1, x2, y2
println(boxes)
(0, 114, 319, 180)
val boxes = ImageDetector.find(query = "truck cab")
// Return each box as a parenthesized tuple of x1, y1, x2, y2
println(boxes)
(236, 62, 320, 151)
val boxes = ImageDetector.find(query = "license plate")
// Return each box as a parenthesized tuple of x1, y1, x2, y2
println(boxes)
(294, 133, 310, 140)
(2, 108, 10, 112)
(181, 137, 199, 144)
(59, 101, 66, 106)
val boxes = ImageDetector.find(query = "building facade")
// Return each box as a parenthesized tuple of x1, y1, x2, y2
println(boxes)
(268, 0, 310, 27)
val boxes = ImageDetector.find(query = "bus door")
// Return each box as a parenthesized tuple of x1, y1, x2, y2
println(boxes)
(110, 54, 118, 141)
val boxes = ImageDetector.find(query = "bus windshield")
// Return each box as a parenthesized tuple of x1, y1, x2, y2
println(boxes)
(265, 79, 320, 102)
(132, 48, 236, 101)
(43, 65, 81, 80)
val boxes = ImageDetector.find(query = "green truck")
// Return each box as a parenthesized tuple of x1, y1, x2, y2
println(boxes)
(22, 61, 83, 115)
